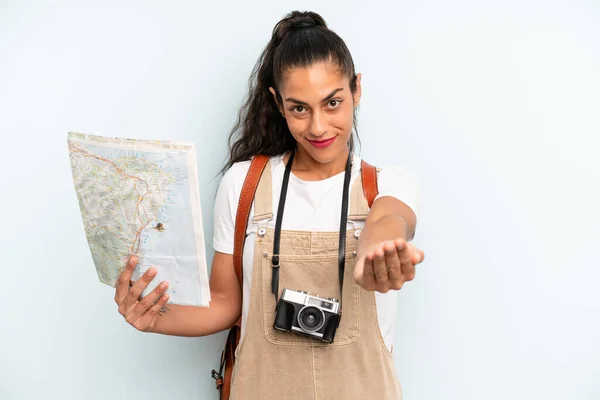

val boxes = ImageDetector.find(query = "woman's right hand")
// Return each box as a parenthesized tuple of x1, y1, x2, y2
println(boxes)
(114, 255, 170, 332)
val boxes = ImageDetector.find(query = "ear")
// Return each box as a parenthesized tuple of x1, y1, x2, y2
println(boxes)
(353, 73, 362, 108)
(269, 87, 285, 117)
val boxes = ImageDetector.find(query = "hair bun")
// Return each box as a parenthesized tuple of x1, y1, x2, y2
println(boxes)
(272, 11, 327, 45)
(293, 19, 319, 29)
(290, 12, 326, 29)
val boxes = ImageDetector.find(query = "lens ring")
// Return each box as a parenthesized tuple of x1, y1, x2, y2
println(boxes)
(297, 305, 325, 333)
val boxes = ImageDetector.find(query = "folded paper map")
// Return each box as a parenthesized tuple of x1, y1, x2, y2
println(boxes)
(68, 132, 210, 306)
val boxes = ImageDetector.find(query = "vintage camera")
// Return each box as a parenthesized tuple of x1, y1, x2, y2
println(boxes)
(273, 288, 341, 343)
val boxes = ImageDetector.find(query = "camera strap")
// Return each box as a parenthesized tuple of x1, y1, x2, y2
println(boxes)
(271, 149, 353, 304)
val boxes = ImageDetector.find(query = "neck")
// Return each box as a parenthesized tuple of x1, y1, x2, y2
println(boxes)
(286, 146, 350, 181)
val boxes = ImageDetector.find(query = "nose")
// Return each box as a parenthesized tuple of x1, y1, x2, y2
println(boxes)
(309, 110, 328, 138)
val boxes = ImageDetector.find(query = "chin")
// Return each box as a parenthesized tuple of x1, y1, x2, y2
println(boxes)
(300, 142, 348, 165)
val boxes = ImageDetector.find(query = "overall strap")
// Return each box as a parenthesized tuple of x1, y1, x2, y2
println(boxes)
(252, 159, 273, 223)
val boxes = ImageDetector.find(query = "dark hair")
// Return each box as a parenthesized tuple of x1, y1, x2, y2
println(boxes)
(221, 10, 360, 174)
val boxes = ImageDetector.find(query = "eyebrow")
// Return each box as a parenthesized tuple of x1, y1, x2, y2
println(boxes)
(285, 88, 344, 106)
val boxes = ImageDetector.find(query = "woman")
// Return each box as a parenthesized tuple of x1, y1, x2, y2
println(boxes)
(114, 10, 425, 399)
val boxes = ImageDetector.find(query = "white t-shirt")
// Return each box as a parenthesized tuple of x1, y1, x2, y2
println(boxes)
(213, 153, 420, 352)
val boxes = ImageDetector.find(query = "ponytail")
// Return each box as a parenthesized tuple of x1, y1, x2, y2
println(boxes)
(222, 11, 360, 174)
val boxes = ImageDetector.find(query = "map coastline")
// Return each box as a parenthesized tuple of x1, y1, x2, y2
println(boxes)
(68, 131, 210, 307)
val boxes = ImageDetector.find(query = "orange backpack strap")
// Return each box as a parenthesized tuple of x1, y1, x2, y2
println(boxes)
(214, 154, 270, 400)
(233, 154, 270, 289)
(214, 325, 239, 400)
(361, 160, 379, 208)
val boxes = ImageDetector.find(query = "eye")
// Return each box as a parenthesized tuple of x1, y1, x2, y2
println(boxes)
(291, 105, 307, 113)
(327, 99, 342, 108)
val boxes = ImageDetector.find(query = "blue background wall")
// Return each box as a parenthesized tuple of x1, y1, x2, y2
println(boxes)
(1, 1, 599, 399)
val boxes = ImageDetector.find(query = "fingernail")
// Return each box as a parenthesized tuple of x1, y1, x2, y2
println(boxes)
(148, 268, 156, 276)
(160, 282, 168, 289)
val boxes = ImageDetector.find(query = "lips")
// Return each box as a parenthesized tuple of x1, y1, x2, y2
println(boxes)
(307, 136, 336, 149)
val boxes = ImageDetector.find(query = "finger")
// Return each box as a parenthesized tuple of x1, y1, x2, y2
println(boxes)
(362, 253, 378, 290)
(127, 281, 169, 323)
(383, 241, 402, 281)
(414, 249, 425, 264)
(133, 293, 170, 332)
(373, 246, 389, 286)
(405, 242, 424, 265)
(121, 267, 157, 313)
(397, 242, 416, 281)
(394, 237, 406, 251)
(115, 255, 138, 304)
(395, 238, 412, 264)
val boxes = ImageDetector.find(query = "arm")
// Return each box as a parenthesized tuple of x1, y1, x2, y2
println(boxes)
(150, 251, 241, 336)
(115, 251, 241, 337)
(115, 161, 248, 336)
(354, 196, 425, 292)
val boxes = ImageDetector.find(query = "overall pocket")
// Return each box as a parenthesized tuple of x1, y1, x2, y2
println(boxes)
(260, 252, 360, 346)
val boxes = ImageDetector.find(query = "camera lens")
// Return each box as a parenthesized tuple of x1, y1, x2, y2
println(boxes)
(297, 306, 325, 333)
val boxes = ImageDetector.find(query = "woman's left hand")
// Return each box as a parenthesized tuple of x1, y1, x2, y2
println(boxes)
(354, 238, 425, 293)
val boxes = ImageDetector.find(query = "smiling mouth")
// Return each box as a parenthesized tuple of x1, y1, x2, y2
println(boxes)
(307, 136, 336, 148)
(309, 138, 334, 143)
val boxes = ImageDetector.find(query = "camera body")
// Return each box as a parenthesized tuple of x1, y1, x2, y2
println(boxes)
(273, 288, 341, 343)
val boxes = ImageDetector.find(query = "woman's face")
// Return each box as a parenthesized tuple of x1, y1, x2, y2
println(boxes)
(271, 61, 361, 166)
